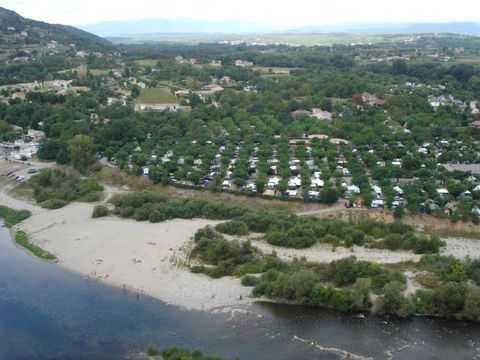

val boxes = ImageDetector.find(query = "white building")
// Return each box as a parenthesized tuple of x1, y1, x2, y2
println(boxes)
(235, 60, 254, 67)
(312, 108, 333, 120)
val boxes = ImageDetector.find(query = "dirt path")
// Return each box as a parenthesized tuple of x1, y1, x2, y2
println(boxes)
(295, 201, 348, 216)
(248, 237, 422, 264)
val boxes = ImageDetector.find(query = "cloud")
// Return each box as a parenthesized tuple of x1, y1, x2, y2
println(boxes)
(4, 0, 480, 26)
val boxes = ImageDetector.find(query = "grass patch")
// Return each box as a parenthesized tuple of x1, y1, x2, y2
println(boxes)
(0, 205, 31, 228)
(137, 88, 178, 104)
(8, 181, 35, 202)
(15, 231, 57, 261)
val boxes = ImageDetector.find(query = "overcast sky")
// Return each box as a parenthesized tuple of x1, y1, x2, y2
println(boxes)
(3, 0, 480, 26)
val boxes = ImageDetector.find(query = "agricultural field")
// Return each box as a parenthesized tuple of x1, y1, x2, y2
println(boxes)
(450, 55, 480, 66)
(137, 87, 178, 104)
(252, 66, 297, 75)
(135, 59, 158, 67)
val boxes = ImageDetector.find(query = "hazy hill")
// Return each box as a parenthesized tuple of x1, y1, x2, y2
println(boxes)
(0, 7, 111, 49)
(79, 18, 289, 36)
(79, 17, 480, 38)
(291, 22, 480, 35)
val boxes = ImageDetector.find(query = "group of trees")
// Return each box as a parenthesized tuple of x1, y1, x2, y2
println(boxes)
(190, 226, 480, 321)
(107, 191, 249, 223)
(216, 215, 443, 254)
(29, 169, 103, 209)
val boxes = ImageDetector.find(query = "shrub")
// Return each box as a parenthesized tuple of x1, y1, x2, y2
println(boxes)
(262, 269, 317, 302)
(241, 274, 260, 286)
(328, 257, 359, 286)
(389, 221, 412, 235)
(311, 284, 354, 312)
(344, 235, 354, 248)
(375, 281, 414, 318)
(350, 278, 372, 310)
(350, 230, 366, 246)
(190, 265, 206, 273)
(191, 228, 259, 278)
(85, 192, 102, 202)
(92, 205, 109, 218)
(413, 289, 437, 315)
(149, 210, 166, 223)
(414, 235, 444, 254)
(393, 205, 404, 219)
(41, 199, 68, 209)
(468, 260, 480, 285)
(194, 225, 219, 242)
(161, 347, 228, 360)
(431, 282, 467, 317)
(134, 203, 156, 221)
(118, 206, 135, 218)
(462, 287, 480, 322)
(146, 345, 158, 356)
(382, 234, 404, 250)
(215, 221, 250, 236)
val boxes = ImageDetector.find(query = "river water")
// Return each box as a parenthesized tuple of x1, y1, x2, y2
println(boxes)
(1, 222, 479, 360)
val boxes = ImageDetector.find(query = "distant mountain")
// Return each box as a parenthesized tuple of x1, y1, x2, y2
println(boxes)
(79, 18, 289, 37)
(79, 17, 480, 38)
(290, 22, 480, 35)
(0, 7, 111, 48)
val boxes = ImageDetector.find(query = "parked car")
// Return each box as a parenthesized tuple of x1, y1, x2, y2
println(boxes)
(27, 168, 37, 174)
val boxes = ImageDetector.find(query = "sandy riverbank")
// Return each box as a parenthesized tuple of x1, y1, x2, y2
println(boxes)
(14, 202, 252, 312)
(247, 236, 422, 264)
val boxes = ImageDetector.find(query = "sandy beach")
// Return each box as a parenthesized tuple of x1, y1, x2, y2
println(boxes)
(15, 202, 252, 312)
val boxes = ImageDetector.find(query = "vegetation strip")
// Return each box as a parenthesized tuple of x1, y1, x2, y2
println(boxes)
(14, 231, 57, 261)
(0, 205, 31, 228)
(146, 346, 231, 360)
(105, 190, 443, 253)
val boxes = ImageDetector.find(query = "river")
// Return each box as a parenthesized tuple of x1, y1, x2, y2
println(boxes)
(1, 222, 479, 360)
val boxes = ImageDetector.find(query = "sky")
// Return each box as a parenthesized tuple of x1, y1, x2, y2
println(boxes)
(2, 0, 480, 26)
